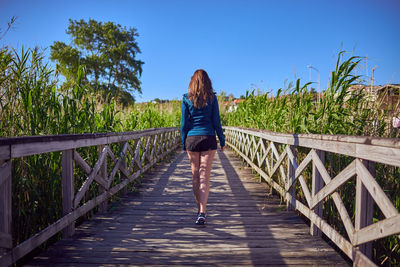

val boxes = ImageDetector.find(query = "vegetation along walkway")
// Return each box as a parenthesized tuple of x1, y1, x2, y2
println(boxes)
(27, 149, 347, 266)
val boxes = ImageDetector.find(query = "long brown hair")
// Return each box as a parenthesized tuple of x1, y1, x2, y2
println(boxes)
(188, 69, 214, 109)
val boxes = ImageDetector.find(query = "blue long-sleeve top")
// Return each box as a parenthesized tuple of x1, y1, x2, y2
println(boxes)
(180, 93, 225, 150)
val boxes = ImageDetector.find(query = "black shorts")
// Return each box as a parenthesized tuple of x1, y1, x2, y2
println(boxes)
(185, 135, 217, 152)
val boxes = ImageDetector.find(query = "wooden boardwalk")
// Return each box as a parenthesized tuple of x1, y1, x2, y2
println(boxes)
(27, 149, 347, 266)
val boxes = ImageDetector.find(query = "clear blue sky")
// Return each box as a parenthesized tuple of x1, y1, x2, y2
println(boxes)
(1, 0, 399, 102)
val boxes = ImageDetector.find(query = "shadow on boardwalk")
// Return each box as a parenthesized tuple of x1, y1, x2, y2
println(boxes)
(26, 149, 347, 266)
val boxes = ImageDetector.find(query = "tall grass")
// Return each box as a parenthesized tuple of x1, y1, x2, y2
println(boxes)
(224, 51, 400, 265)
(224, 52, 389, 136)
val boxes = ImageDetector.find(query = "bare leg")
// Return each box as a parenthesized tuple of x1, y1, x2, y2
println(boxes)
(187, 151, 201, 212)
(198, 150, 217, 214)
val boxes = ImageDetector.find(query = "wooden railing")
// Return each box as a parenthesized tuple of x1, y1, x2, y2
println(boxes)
(223, 126, 400, 267)
(0, 127, 180, 266)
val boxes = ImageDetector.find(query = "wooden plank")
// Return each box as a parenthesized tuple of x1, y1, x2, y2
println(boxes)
(0, 128, 178, 146)
(244, 134, 251, 156)
(6, 128, 178, 159)
(311, 159, 356, 209)
(74, 146, 108, 208)
(222, 126, 400, 150)
(0, 145, 10, 160)
(293, 197, 354, 259)
(0, 160, 11, 187)
(287, 146, 297, 209)
(227, 142, 286, 196)
(354, 213, 400, 246)
(0, 160, 12, 251)
(105, 145, 116, 162)
(312, 150, 355, 243)
(62, 150, 74, 238)
(0, 231, 12, 249)
(144, 135, 151, 163)
(355, 160, 374, 259)
(286, 146, 312, 208)
(356, 159, 398, 218)
(353, 248, 377, 267)
(270, 145, 287, 181)
(311, 149, 324, 236)
(133, 139, 143, 169)
(223, 127, 400, 167)
(297, 175, 312, 208)
(294, 148, 313, 180)
(265, 143, 272, 175)
(256, 138, 268, 168)
(107, 152, 123, 188)
(356, 144, 400, 168)
(73, 150, 108, 189)
(249, 135, 257, 162)
(98, 145, 108, 213)
(110, 142, 129, 184)
(120, 142, 129, 196)
(270, 142, 287, 182)
(150, 134, 158, 160)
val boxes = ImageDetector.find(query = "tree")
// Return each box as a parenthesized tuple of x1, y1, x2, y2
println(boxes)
(50, 19, 144, 105)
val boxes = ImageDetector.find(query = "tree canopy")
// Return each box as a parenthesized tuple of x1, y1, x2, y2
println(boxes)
(50, 19, 144, 105)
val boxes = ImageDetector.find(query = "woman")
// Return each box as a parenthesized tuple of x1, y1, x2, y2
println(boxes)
(181, 69, 225, 225)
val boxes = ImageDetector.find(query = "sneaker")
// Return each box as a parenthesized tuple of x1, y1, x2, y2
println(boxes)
(196, 213, 206, 225)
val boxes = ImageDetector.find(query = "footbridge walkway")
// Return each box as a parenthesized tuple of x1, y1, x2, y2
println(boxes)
(0, 127, 399, 266)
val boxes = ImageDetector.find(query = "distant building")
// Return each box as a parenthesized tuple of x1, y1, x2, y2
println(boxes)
(347, 84, 400, 115)
(225, 98, 245, 112)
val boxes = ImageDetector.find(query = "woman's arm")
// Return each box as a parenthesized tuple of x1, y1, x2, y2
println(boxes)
(212, 95, 225, 149)
(180, 98, 189, 150)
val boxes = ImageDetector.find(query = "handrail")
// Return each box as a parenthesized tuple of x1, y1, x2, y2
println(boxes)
(223, 126, 400, 267)
(0, 127, 178, 159)
(0, 127, 180, 266)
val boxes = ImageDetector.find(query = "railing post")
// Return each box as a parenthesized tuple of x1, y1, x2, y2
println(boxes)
(98, 145, 108, 212)
(355, 160, 374, 260)
(0, 160, 12, 253)
(287, 146, 296, 210)
(120, 142, 128, 196)
(62, 150, 75, 237)
(311, 149, 324, 236)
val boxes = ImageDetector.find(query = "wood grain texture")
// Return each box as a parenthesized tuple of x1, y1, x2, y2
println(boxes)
(1, 128, 178, 159)
(61, 150, 75, 238)
(0, 160, 12, 250)
(98, 145, 108, 213)
(74, 150, 108, 189)
(356, 159, 398, 218)
(311, 149, 324, 236)
(0, 146, 10, 160)
(223, 126, 400, 167)
(27, 149, 347, 266)
(74, 146, 108, 208)
(355, 160, 374, 259)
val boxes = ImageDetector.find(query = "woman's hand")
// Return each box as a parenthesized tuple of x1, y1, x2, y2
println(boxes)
(220, 146, 225, 152)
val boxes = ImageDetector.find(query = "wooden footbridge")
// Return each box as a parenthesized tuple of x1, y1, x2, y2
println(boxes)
(1, 127, 400, 266)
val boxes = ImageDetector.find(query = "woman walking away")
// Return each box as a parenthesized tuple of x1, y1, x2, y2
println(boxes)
(181, 69, 225, 225)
